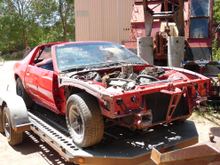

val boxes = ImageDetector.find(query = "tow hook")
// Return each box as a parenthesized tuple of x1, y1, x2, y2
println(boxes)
(134, 110, 153, 129)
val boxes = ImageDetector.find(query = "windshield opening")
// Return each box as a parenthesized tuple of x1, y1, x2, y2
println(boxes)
(55, 42, 146, 71)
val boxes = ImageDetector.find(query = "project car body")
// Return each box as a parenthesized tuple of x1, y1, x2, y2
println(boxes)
(14, 41, 209, 147)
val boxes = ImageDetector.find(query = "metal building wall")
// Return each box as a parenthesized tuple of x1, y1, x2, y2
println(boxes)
(75, 0, 134, 43)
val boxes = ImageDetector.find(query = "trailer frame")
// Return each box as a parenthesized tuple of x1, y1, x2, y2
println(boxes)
(0, 92, 199, 165)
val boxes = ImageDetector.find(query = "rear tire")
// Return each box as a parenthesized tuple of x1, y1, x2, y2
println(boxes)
(16, 78, 33, 109)
(0, 107, 3, 133)
(2, 106, 23, 146)
(66, 93, 104, 148)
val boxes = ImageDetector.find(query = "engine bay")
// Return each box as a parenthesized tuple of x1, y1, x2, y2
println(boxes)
(71, 65, 166, 91)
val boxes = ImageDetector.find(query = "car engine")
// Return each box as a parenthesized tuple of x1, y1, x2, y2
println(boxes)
(72, 65, 165, 91)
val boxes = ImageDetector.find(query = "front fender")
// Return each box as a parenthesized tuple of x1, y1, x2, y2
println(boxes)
(162, 66, 209, 80)
(0, 91, 31, 132)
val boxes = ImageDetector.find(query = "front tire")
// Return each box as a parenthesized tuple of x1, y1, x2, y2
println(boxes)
(16, 78, 33, 109)
(2, 106, 23, 145)
(174, 118, 187, 125)
(66, 93, 104, 148)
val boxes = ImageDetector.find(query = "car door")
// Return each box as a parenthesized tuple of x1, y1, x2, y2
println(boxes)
(24, 46, 59, 113)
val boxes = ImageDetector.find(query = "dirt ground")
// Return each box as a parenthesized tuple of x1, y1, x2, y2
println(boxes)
(0, 61, 219, 165)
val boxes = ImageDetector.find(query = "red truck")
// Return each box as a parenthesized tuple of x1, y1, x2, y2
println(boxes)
(14, 41, 209, 147)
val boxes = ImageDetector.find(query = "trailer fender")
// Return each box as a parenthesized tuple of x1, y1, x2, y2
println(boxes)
(0, 91, 31, 133)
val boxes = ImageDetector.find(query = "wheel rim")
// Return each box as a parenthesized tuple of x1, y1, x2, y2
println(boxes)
(69, 104, 84, 136)
(3, 111, 11, 138)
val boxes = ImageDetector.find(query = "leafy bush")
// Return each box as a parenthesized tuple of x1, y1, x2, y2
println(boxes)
(212, 39, 220, 61)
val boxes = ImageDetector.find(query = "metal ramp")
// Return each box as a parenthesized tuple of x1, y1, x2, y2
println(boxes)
(28, 109, 199, 165)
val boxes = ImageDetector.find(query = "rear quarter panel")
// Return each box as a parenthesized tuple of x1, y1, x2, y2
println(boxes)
(14, 47, 38, 86)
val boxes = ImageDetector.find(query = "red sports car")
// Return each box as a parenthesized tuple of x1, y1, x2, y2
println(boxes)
(14, 41, 209, 147)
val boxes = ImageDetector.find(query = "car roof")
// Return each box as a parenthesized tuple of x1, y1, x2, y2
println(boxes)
(39, 41, 114, 47)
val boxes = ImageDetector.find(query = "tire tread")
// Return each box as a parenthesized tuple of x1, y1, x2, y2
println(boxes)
(3, 106, 23, 146)
(66, 93, 104, 147)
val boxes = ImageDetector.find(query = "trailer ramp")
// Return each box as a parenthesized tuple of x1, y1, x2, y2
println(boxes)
(28, 109, 198, 165)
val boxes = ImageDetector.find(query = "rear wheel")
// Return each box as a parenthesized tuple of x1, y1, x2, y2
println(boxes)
(16, 78, 33, 109)
(66, 93, 104, 148)
(0, 107, 3, 133)
(2, 106, 23, 145)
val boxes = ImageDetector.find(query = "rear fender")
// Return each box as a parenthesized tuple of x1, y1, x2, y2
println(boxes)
(0, 91, 31, 132)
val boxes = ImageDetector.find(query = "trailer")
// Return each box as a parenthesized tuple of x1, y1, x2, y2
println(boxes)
(0, 91, 201, 165)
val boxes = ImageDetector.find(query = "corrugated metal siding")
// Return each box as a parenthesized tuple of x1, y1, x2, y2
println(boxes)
(102, 0, 118, 42)
(75, 0, 134, 43)
(89, 0, 102, 40)
(118, 0, 134, 41)
(75, 0, 89, 41)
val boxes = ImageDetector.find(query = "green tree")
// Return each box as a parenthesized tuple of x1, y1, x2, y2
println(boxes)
(2, 0, 35, 48)
(0, 0, 75, 55)
(213, 0, 220, 60)
(32, 0, 75, 41)
(58, 0, 75, 41)
(214, 0, 220, 23)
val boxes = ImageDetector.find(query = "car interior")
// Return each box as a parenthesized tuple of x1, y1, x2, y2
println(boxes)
(34, 46, 54, 71)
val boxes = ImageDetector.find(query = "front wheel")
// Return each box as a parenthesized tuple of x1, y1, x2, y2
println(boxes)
(174, 118, 187, 125)
(2, 106, 23, 145)
(66, 93, 104, 148)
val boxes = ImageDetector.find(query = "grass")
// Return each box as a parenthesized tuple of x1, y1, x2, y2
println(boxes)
(0, 52, 23, 61)
(194, 105, 220, 126)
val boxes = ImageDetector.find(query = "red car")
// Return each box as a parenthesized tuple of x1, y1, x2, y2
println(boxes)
(14, 41, 209, 147)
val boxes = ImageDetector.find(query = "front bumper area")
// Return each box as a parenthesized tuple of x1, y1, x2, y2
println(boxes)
(102, 85, 208, 130)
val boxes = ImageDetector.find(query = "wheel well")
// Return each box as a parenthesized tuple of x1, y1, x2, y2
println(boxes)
(14, 74, 19, 81)
(0, 101, 6, 111)
(64, 86, 97, 101)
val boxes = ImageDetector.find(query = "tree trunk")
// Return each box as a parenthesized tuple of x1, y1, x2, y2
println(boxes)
(58, 0, 67, 41)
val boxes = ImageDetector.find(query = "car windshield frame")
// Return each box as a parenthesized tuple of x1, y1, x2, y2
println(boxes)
(55, 42, 146, 72)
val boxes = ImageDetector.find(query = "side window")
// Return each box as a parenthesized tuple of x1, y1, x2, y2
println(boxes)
(35, 47, 54, 71)
(190, 18, 209, 38)
(35, 47, 51, 62)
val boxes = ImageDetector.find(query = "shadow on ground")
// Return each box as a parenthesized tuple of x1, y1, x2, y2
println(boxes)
(12, 131, 74, 165)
